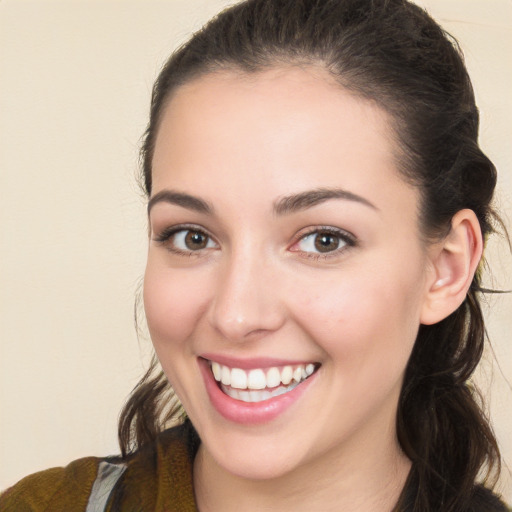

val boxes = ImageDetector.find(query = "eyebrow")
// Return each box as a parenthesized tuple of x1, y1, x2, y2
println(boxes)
(273, 187, 378, 215)
(147, 187, 377, 216)
(147, 190, 214, 216)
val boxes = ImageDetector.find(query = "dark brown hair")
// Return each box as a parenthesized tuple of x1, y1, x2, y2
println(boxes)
(119, 1, 505, 509)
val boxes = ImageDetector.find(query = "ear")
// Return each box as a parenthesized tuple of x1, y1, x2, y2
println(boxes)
(420, 209, 483, 325)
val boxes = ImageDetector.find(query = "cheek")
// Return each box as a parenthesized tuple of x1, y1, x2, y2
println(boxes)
(290, 264, 424, 368)
(143, 261, 209, 350)
(291, 270, 424, 436)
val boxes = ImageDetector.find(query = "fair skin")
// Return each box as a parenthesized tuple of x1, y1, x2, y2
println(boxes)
(143, 67, 482, 511)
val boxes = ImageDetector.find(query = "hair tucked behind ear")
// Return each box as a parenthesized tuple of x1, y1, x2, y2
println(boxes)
(119, 0, 507, 509)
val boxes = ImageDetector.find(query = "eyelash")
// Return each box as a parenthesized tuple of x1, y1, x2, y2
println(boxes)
(153, 224, 217, 257)
(153, 224, 356, 259)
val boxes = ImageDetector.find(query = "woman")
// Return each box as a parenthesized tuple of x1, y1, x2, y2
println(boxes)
(1, 0, 509, 510)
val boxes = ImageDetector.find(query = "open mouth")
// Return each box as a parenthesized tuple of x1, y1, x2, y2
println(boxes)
(209, 360, 320, 403)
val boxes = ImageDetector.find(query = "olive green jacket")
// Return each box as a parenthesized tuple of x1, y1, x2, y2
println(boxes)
(0, 425, 197, 511)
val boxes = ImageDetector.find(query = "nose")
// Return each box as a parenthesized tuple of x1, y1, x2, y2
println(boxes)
(208, 248, 286, 342)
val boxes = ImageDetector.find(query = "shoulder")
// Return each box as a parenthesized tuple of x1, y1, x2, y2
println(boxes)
(0, 456, 102, 511)
(107, 421, 198, 511)
(0, 422, 198, 512)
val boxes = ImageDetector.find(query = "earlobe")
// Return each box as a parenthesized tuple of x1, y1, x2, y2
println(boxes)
(420, 209, 483, 325)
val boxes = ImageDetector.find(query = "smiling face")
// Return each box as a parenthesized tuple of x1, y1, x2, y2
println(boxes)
(144, 67, 434, 482)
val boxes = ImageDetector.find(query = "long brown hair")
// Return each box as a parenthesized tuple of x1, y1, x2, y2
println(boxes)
(119, 1, 505, 509)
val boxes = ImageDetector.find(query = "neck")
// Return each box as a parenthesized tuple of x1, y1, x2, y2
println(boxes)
(193, 423, 411, 512)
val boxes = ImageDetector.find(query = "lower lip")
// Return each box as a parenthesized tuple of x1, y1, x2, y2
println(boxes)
(198, 358, 316, 425)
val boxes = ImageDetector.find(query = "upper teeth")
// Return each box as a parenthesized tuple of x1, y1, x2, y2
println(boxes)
(211, 362, 316, 390)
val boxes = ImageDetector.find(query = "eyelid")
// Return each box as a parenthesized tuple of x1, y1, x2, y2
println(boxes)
(152, 223, 211, 241)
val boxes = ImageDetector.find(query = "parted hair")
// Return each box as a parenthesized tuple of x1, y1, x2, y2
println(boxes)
(118, 1, 505, 510)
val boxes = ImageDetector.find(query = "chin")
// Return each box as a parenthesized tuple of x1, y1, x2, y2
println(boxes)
(216, 448, 304, 481)
(195, 421, 312, 481)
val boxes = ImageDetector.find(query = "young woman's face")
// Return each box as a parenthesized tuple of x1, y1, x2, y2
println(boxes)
(144, 68, 433, 480)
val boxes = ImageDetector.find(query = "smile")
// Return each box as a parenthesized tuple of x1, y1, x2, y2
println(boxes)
(210, 361, 318, 403)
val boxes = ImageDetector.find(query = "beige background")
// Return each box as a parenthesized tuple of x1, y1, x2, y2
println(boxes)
(1, 0, 511, 500)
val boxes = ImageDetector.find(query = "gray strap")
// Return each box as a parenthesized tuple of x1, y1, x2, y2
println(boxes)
(85, 461, 127, 512)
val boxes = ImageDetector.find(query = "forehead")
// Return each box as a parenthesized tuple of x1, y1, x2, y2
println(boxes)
(151, 67, 417, 218)
(154, 66, 394, 162)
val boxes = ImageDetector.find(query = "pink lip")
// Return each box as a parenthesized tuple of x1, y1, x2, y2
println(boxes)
(198, 358, 317, 425)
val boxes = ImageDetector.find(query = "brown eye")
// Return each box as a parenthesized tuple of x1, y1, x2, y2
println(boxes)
(184, 230, 209, 250)
(164, 228, 217, 253)
(293, 228, 354, 257)
(314, 232, 341, 253)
